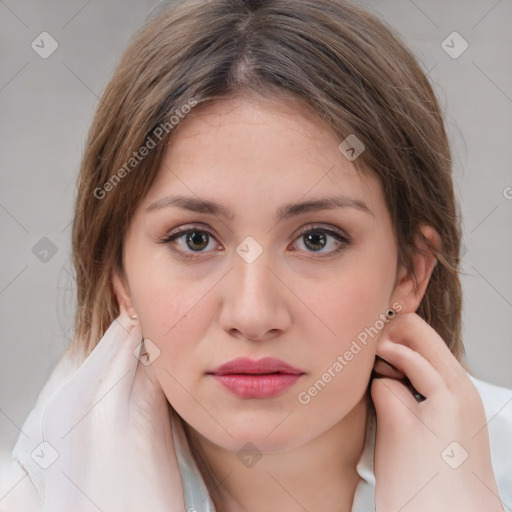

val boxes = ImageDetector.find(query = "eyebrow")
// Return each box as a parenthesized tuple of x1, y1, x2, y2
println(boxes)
(146, 194, 374, 220)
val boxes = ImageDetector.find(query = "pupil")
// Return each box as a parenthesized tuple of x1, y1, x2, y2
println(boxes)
(187, 231, 208, 251)
(305, 232, 326, 251)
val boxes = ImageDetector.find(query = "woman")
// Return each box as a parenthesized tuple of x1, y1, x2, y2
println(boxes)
(1, 0, 511, 510)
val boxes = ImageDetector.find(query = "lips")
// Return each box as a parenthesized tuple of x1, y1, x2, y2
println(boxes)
(208, 357, 305, 399)
(209, 357, 304, 376)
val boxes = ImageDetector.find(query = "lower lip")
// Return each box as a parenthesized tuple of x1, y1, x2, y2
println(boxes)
(211, 373, 302, 398)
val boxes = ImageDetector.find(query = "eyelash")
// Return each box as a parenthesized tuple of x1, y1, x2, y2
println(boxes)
(157, 224, 351, 261)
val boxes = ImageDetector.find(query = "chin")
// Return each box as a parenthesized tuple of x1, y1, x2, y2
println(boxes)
(191, 412, 320, 454)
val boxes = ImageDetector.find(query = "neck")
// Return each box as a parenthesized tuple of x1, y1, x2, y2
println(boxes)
(183, 395, 370, 512)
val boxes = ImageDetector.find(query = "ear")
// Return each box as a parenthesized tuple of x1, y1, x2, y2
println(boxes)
(390, 224, 441, 314)
(112, 267, 137, 318)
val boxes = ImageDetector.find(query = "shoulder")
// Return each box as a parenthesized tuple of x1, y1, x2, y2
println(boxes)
(469, 374, 512, 506)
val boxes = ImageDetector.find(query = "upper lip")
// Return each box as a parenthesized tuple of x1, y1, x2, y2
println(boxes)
(209, 357, 304, 376)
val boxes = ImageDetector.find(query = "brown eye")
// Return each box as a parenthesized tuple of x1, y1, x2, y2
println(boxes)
(303, 231, 327, 251)
(183, 231, 210, 251)
(292, 227, 350, 256)
(159, 226, 221, 259)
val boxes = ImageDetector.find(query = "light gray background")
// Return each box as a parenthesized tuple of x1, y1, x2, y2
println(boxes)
(1, 0, 511, 457)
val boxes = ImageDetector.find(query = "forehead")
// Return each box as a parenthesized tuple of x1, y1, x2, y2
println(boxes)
(142, 93, 384, 220)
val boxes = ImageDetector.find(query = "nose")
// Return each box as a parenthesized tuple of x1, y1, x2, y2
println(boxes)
(218, 245, 292, 342)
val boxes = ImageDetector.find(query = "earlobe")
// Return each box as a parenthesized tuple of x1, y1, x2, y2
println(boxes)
(112, 268, 137, 318)
(390, 224, 441, 314)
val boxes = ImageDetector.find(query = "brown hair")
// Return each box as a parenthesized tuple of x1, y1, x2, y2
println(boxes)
(70, 0, 464, 361)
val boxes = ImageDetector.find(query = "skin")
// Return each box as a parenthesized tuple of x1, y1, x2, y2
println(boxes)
(113, 93, 502, 512)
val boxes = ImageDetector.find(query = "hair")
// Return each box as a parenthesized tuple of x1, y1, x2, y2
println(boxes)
(70, 0, 464, 362)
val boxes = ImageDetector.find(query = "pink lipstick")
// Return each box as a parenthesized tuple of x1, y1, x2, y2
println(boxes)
(208, 357, 304, 399)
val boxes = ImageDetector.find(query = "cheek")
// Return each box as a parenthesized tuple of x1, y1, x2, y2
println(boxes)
(291, 258, 394, 401)
(137, 290, 214, 385)
(293, 262, 393, 353)
(129, 255, 212, 341)
(128, 261, 218, 391)
(138, 294, 215, 419)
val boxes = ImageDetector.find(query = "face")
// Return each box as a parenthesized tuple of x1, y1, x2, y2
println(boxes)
(115, 93, 406, 453)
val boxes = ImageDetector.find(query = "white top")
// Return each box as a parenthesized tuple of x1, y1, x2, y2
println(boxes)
(1, 313, 511, 511)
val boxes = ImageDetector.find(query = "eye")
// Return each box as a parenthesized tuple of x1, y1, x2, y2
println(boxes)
(158, 223, 351, 260)
(158, 225, 221, 259)
(290, 225, 351, 257)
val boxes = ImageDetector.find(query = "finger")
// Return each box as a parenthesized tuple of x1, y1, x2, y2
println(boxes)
(382, 313, 467, 385)
(376, 339, 445, 399)
(373, 356, 405, 380)
(371, 377, 420, 424)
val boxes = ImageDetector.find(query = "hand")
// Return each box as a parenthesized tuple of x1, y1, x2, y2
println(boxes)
(371, 312, 504, 512)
